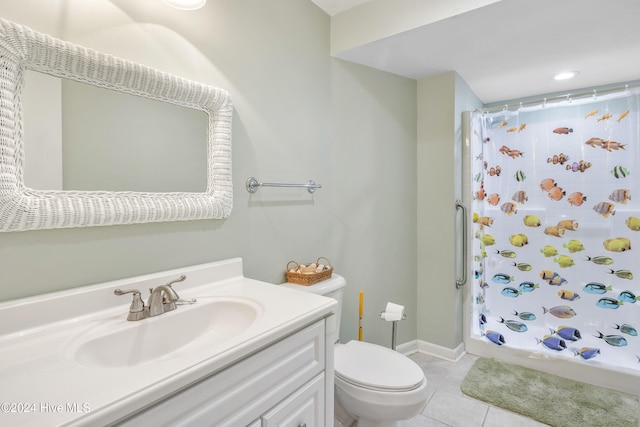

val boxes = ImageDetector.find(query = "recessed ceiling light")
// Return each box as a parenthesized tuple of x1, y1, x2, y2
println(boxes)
(162, 0, 206, 10)
(554, 71, 579, 81)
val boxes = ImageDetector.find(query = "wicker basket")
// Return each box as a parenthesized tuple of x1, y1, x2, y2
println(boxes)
(285, 257, 333, 285)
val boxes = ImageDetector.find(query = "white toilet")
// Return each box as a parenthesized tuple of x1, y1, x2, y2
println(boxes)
(283, 274, 429, 427)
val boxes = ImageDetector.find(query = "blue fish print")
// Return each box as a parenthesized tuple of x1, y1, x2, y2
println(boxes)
(619, 291, 640, 303)
(518, 281, 539, 292)
(572, 347, 600, 360)
(583, 283, 612, 294)
(512, 310, 536, 321)
(493, 273, 514, 284)
(596, 298, 623, 309)
(485, 330, 505, 346)
(595, 332, 627, 347)
(499, 317, 528, 332)
(552, 326, 581, 341)
(614, 324, 638, 336)
(479, 313, 487, 326)
(537, 336, 567, 351)
(501, 287, 522, 298)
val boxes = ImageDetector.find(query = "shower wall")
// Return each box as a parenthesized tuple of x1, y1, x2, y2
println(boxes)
(467, 89, 640, 381)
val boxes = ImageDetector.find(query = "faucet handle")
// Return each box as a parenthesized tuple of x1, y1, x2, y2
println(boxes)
(164, 274, 187, 301)
(114, 288, 147, 321)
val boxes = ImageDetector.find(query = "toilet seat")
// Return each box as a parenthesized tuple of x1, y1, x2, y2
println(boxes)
(335, 340, 425, 392)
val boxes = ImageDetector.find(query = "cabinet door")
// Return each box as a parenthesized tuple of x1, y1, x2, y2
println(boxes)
(117, 321, 325, 427)
(262, 374, 324, 427)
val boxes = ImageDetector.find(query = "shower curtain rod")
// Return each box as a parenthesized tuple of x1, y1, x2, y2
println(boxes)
(478, 82, 640, 114)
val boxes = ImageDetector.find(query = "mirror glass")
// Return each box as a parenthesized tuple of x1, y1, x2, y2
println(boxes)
(23, 71, 208, 193)
(0, 18, 233, 232)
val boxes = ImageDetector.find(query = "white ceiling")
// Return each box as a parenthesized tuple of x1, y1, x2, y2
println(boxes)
(312, 0, 640, 104)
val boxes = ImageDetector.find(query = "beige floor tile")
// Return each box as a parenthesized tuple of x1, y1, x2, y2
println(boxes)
(400, 413, 450, 426)
(403, 352, 550, 427)
(483, 407, 549, 427)
(422, 389, 489, 427)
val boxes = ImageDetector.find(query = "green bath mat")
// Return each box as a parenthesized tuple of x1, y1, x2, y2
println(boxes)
(461, 358, 639, 427)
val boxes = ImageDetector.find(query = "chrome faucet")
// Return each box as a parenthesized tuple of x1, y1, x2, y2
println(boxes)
(115, 275, 194, 321)
(147, 284, 179, 317)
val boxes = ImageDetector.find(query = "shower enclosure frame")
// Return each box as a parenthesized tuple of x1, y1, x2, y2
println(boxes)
(460, 94, 640, 396)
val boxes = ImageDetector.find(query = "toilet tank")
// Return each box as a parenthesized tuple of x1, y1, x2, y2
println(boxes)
(282, 274, 346, 341)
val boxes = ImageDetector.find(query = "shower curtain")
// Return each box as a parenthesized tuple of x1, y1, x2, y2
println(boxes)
(469, 88, 640, 373)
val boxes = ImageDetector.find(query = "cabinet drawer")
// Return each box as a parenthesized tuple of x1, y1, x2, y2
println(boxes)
(117, 320, 325, 427)
(262, 373, 324, 427)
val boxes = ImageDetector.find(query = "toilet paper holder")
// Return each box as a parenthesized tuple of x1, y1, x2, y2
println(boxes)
(379, 304, 406, 351)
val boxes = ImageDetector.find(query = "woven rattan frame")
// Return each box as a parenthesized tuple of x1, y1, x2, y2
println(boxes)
(0, 18, 233, 232)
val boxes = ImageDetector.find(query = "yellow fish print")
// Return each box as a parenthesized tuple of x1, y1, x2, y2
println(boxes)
(584, 109, 598, 119)
(544, 226, 565, 237)
(509, 234, 529, 247)
(558, 290, 580, 301)
(554, 255, 575, 268)
(603, 237, 631, 252)
(523, 215, 541, 227)
(563, 240, 585, 253)
(597, 113, 612, 122)
(557, 219, 578, 230)
(626, 216, 640, 231)
(475, 216, 494, 227)
(616, 110, 629, 122)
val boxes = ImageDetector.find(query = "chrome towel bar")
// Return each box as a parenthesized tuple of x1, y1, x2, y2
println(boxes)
(246, 177, 321, 194)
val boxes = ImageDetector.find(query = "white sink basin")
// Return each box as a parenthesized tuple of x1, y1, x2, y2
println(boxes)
(72, 297, 261, 367)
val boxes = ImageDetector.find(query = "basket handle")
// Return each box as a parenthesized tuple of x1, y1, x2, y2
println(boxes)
(316, 257, 332, 267)
(287, 260, 300, 271)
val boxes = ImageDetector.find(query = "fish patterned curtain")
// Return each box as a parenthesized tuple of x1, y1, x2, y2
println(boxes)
(470, 88, 640, 370)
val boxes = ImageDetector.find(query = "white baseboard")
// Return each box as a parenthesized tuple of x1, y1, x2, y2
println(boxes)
(395, 339, 419, 355)
(401, 340, 466, 362)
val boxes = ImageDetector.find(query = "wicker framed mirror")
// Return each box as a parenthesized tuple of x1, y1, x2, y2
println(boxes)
(0, 18, 233, 232)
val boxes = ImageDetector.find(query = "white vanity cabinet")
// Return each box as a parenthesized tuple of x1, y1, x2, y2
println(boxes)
(117, 319, 331, 427)
(0, 258, 337, 427)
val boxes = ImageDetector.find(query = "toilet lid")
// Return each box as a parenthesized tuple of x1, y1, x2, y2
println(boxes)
(334, 340, 425, 392)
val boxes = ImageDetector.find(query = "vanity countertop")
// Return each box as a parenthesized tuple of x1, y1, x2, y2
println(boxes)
(0, 258, 336, 426)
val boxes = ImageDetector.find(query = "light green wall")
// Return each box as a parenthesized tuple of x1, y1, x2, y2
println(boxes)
(416, 72, 481, 350)
(0, 0, 417, 348)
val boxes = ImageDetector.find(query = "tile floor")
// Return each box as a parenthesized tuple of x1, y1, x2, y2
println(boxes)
(399, 352, 549, 427)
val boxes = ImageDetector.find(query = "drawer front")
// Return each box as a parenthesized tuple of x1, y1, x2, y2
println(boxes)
(117, 320, 325, 427)
(262, 373, 324, 427)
